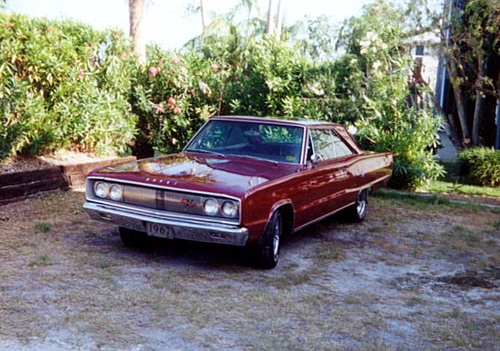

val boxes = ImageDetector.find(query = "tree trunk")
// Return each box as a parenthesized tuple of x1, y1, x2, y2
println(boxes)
(472, 89, 484, 145)
(472, 57, 485, 145)
(447, 58, 470, 145)
(129, 0, 146, 65)
(275, 0, 284, 39)
(266, 0, 275, 36)
(200, 0, 207, 33)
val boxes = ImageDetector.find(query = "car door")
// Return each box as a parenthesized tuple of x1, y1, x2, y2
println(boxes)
(300, 128, 356, 222)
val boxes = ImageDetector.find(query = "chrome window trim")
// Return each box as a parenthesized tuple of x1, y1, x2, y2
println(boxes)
(182, 119, 307, 166)
(86, 176, 242, 225)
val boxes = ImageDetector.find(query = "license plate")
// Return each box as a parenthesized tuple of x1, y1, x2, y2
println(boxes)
(147, 223, 174, 239)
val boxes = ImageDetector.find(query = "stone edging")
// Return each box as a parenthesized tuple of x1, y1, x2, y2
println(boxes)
(0, 156, 136, 206)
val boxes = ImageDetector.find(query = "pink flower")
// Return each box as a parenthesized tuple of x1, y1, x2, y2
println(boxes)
(173, 107, 181, 115)
(188, 88, 196, 95)
(5, 22, 14, 28)
(156, 103, 164, 114)
(233, 76, 239, 82)
(149, 67, 159, 76)
(172, 56, 180, 64)
(113, 35, 121, 41)
(212, 63, 219, 72)
(78, 70, 85, 79)
(167, 97, 176, 106)
(121, 52, 128, 59)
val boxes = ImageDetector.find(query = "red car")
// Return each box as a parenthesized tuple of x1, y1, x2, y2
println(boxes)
(84, 116, 392, 268)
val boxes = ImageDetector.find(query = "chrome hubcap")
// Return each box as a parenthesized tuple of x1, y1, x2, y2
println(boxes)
(273, 220, 280, 261)
(357, 192, 366, 216)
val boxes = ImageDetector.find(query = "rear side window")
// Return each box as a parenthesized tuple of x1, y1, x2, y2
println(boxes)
(331, 133, 353, 157)
(311, 128, 353, 160)
(310, 129, 336, 160)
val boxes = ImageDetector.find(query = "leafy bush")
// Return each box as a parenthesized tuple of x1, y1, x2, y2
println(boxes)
(458, 147, 500, 187)
(1, 4, 447, 192)
(335, 2, 444, 190)
(130, 46, 222, 157)
(0, 13, 135, 160)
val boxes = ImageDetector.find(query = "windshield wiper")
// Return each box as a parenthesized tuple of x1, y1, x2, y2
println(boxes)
(225, 153, 278, 164)
(185, 148, 225, 157)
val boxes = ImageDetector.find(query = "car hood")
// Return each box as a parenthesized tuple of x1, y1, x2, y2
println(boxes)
(89, 153, 300, 198)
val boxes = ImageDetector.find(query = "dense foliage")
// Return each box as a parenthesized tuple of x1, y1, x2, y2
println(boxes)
(0, 13, 135, 160)
(1, 1, 448, 190)
(458, 147, 500, 187)
(130, 47, 222, 157)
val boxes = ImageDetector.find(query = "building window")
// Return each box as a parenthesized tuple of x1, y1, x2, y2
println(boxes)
(415, 45, 424, 57)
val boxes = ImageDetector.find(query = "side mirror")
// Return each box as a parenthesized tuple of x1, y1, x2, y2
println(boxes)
(310, 153, 323, 164)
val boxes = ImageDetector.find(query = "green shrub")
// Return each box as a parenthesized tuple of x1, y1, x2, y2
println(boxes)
(458, 147, 500, 187)
(336, 4, 444, 190)
(0, 13, 135, 161)
(130, 46, 221, 157)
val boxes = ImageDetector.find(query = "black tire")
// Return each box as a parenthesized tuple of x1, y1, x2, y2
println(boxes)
(255, 211, 282, 269)
(345, 189, 368, 222)
(119, 227, 149, 247)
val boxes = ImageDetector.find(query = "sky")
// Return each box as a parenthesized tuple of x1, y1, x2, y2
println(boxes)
(4, 0, 369, 49)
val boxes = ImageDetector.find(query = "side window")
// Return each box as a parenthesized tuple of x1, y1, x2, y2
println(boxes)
(331, 133, 353, 157)
(310, 129, 336, 160)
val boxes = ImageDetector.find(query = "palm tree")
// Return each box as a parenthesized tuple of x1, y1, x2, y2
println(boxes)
(129, 0, 146, 64)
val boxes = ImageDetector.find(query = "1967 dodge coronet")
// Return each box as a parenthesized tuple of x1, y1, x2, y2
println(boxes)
(84, 116, 392, 268)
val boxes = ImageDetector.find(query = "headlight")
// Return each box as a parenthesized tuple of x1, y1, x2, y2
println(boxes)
(109, 184, 123, 201)
(221, 201, 238, 218)
(94, 182, 110, 198)
(203, 198, 219, 216)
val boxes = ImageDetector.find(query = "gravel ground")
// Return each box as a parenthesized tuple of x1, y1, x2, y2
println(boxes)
(0, 190, 499, 351)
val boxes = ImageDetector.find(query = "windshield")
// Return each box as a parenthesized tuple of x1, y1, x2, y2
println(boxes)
(185, 120, 304, 164)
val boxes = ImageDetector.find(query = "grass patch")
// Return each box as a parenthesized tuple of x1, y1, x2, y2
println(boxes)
(34, 222, 51, 233)
(263, 270, 315, 288)
(422, 180, 500, 198)
(376, 188, 500, 214)
(368, 226, 384, 233)
(405, 296, 427, 307)
(344, 295, 363, 305)
(28, 254, 53, 267)
(314, 242, 344, 262)
(493, 220, 500, 230)
(376, 188, 450, 205)
(449, 226, 481, 247)
(419, 160, 500, 198)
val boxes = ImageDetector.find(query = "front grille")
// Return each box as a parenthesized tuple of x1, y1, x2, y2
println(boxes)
(123, 185, 206, 216)
(86, 179, 239, 224)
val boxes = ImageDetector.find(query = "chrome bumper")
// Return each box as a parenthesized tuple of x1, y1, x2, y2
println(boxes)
(83, 202, 249, 246)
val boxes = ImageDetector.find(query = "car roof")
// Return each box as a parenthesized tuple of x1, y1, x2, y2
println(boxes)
(210, 115, 344, 128)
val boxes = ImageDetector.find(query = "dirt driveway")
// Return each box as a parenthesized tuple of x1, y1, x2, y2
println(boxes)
(0, 190, 499, 351)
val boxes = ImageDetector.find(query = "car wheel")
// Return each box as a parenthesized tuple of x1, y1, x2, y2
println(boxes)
(255, 211, 282, 269)
(119, 227, 149, 247)
(346, 189, 367, 222)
